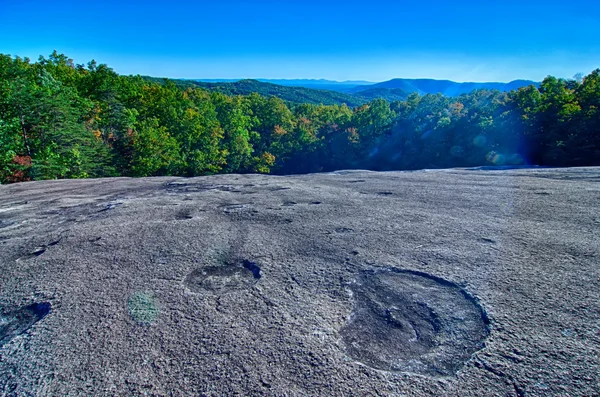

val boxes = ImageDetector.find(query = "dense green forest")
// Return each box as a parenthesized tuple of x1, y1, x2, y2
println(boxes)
(143, 77, 368, 107)
(1, 52, 599, 183)
(146, 77, 417, 105)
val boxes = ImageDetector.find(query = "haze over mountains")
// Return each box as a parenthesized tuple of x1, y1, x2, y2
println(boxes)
(195, 78, 537, 95)
(347, 78, 538, 96)
(149, 77, 539, 107)
(196, 77, 538, 95)
(197, 79, 374, 92)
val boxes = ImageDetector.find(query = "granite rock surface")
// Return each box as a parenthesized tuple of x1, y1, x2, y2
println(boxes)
(1, 167, 599, 396)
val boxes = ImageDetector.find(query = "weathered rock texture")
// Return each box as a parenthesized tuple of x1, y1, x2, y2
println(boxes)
(0, 167, 599, 396)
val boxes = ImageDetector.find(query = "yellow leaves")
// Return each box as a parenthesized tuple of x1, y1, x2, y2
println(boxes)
(346, 127, 359, 143)
(262, 152, 275, 165)
(184, 107, 199, 119)
(251, 152, 276, 174)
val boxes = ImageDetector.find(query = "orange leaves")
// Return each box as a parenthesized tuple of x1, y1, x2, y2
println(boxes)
(274, 125, 287, 135)
(13, 155, 32, 166)
(449, 102, 464, 117)
(5, 155, 32, 183)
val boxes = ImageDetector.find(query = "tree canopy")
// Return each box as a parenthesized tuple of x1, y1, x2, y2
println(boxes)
(1, 52, 599, 183)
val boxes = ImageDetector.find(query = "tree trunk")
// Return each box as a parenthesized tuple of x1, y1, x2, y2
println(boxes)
(18, 106, 32, 157)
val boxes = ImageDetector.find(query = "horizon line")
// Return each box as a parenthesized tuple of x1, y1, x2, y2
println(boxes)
(145, 76, 541, 85)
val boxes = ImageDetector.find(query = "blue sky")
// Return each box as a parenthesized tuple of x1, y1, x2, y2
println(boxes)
(1, 0, 599, 82)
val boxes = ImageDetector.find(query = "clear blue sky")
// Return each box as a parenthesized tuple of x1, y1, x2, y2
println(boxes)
(1, 0, 599, 82)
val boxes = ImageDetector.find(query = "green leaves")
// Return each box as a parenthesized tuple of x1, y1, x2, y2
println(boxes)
(212, 93, 254, 172)
(1, 52, 599, 184)
(130, 118, 181, 177)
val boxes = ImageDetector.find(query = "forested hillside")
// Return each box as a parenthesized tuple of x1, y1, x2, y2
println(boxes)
(1, 52, 599, 183)
(143, 77, 367, 107)
(351, 87, 411, 102)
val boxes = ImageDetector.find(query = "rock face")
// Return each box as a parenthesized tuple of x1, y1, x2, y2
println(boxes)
(339, 268, 489, 377)
(0, 167, 599, 396)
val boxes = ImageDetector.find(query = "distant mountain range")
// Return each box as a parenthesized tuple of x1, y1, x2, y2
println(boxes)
(144, 76, 538, 107)
(144, 77, 367, 107)
(193, 78, 538, 96)
(345, 78, 538, 96)
(195, 79, 374, 92)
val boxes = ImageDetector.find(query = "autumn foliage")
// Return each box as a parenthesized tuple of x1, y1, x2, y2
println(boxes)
(1, 52, 599, 183)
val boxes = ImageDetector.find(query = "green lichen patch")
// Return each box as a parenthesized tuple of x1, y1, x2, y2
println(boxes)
(127, 292, 159, 324)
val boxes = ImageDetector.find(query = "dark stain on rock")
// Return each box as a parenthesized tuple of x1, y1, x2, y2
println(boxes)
(242, 260, 262, 279)
(185, 261, 261, 294)
(0, 302, 52, 348)
(377, 191, 394, 196)
(335, 227, 353, 233)
(167, 183, 239, 194)
(0, 220, 15, 230)
(176, 209, 194, 220)
(340, 268, 489, 376)
(311, 201, 322, 205)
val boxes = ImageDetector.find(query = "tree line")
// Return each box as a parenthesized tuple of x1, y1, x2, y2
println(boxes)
(144, 77, 368, 107)
(1, 52, 599, 183)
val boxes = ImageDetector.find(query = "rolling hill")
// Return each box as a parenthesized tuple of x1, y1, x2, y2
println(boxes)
(348, 78, 537, 96)
(143, 76, 539, 106)
(193, 79, 373, 92)
(144, 77, 367, 107)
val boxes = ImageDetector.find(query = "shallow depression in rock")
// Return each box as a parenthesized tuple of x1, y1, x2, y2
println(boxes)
(340, 268, 489, 376)
(185, 260, 261, 293)
(0, 302, 52, 348)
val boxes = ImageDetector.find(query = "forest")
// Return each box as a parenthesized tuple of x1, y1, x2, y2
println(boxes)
(143, 77, 369, 107)
(1, 52, 599, 183)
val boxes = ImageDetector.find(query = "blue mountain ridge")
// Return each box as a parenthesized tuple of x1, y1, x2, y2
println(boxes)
(191, 78, 538, 96)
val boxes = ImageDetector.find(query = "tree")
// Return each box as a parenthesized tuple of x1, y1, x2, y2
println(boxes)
(245, 93, 295, 172)
(211, 93, 254, 172)
(130, 118, 181, 176)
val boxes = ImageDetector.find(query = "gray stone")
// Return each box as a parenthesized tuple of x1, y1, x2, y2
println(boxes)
(0, 167, 599, 396)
